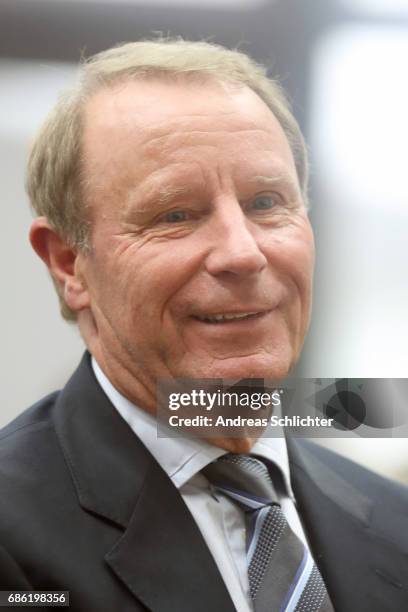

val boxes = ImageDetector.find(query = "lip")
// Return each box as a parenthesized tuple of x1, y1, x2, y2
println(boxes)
(190, 309, 272, 325)
(191, 307, 271, 317)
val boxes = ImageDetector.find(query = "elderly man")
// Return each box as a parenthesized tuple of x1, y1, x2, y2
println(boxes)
(0, 39, 406, 612)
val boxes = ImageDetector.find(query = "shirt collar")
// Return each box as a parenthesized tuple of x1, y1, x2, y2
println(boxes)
(92, 357, 294, 498)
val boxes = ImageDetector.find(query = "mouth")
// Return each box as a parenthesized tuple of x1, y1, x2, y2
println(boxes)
(192, 311, 267, 324)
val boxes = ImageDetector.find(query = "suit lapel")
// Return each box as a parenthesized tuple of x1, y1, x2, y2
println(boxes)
(53, 354, 235, 612)
(105, 458, 235, 612)
(287, 437, 408, 612)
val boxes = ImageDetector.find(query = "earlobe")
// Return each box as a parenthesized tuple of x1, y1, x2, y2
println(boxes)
(64, 258, 91, 311)
(29, 216, 90, 312)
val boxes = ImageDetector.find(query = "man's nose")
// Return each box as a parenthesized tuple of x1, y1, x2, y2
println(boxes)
(204, 204, 268, 277)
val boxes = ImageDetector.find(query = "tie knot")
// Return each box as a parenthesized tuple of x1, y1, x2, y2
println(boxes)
(203, 454, 279, 509)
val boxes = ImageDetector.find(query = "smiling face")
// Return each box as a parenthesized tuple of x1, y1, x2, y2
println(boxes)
(76, 78, 315, 410)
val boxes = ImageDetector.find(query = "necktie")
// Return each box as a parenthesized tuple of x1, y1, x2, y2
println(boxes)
(203, 454, 334, 612)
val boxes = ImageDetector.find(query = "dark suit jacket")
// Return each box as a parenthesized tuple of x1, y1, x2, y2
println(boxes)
(0, 353, 407, 611)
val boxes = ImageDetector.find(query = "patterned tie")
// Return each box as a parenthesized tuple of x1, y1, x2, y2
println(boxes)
(203, 454, 334, 612)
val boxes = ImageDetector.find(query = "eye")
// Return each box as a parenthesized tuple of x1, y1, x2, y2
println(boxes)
(162, 210, 189, 223)
(251, 195, 277, 210)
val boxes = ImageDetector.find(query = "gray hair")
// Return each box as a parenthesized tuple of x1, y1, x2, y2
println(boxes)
(26, 37, 309, 320)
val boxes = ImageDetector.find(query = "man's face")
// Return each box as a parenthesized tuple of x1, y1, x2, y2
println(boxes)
(79, 78, 314, 399)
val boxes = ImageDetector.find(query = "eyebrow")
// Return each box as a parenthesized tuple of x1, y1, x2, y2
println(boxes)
(250, 173, 300, 192)
(151, 185, 193, 205)
(123, 184, 194, 218)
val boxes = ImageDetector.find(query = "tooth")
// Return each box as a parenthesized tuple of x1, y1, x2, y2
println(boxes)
(197, 311, 259, 323)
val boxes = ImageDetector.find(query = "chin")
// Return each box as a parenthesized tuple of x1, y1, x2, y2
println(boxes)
(197, 355, 293, 383)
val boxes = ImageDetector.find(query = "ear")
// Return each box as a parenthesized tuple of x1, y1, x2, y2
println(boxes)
(29, 217, 90, 312)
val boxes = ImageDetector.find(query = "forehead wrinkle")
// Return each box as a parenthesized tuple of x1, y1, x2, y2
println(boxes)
(138, 124, 274, 155)
(136, 110, 268, 134)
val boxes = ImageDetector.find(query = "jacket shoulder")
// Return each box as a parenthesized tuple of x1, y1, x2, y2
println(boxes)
(0, 390, 68, 509)
(291, 438, 408, 500)
(0, 391, 59, 445)
(288, 436, 408, 549)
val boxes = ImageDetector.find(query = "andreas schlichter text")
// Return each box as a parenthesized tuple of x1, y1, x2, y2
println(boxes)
(168, 415, 334, 428)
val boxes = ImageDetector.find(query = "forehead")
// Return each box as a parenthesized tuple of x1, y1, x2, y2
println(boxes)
(82, 78, 297, 193)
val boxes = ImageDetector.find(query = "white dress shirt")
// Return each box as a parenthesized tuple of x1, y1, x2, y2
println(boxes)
(92, 358, 308, 612)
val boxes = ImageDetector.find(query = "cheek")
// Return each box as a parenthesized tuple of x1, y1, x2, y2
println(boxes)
(297, 234, 315, 299)
(91, 238, 201, 323)
(265, 224, 315, 291)
(139, 233, 210, 291)
(288, 236, 315, 331)
(83, 239, 139, 322)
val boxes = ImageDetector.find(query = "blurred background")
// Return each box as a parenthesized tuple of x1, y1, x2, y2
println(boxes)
(1, 0, 407, 482)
